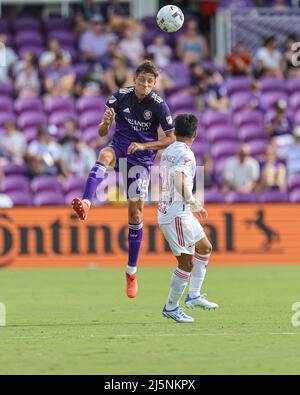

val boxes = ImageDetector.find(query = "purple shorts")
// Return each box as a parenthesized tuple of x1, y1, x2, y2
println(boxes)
(110, 144, 150, 200)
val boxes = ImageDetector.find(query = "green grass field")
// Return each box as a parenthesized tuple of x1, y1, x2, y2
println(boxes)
(0, 266, 300, 375)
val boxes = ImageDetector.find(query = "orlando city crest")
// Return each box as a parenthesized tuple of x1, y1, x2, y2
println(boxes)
(143, 110, 152, 120)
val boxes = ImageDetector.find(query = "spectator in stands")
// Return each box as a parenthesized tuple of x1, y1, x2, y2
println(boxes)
(39, 38, 71, 73)
(102, 0, 128, 21)
(119, 27, 144, 67)
(223, 144, 260, 194)
(99, 39, 119, 70)
(254, 35, 283, 78)
(104, 53, 133, 94)
(247, 80, 267, 112)
(258, 144, 286, 192)
(176, 19, 209, 65)
(272, 0, 291, 11)
(79, 14, 117, 63)
(203, 155, 219, 190)
(0, 120, 27, 165)
(283, 125, 300, 176)
(282, 34, 300, 78)
(60, 119, 81, 146)
(15, 59, 40, 98)
(14, 51, 37, 76)
(225, 41, 252, 76)
(61, 135, 96, 177)
(75, 0, 103, 22)
(147, 33, 172, 69)
(0, 33, 18, 82)
(265, 99, 294, 148)
(44, 52, 75, 98)
(205, 70, 229, 112)
(27, 127, 63, 177)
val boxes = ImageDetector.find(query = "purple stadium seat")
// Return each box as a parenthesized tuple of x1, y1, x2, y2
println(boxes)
(1, 175, 30, 193)
(0, 18, 9, 32)
(225, 191, 257, 203)
(44, 97, 75, 114)
(3, 162, 28, 176)
(202, 110, 232, 128)
(44, 17, 73, 32)
(48, 31, 75, 46)
(13, 17, 41, 32)
(34, 191, 65, 206)
(15, 31, 43, 47)
(204, 189, 225, 203)
(289, 92, 300, 112)
(164, 62, 191, 92)
(0, 81, 14, 96)
(82, 128, 100, 145)
(79, 111, 101, 129)
(287, 78, 300, 94)
(141, 16, 157, 28)
(258, 189, 289, 202)
(48, 111, 77, 128)
(206, 125, 238, 144)
(233, 110, 263, 128)
(76, 96, 106, 113)
(65, 190, 82, 205)
(0, 112, 16, 127)
(259, 77, 286, 93)
(23, 127, 38, 143)
(18, 45, 44, 58)
(0, 97, 13, 113)
(225, 77, 252, 96)
(261, 91, 288, 109)
(211, 141, 239, 160)
(289, 188, 300, 202)
(167, 94, 195, 112)
(18, 112, 47, 129)
(287, 174, 300, 191)
(238, 125, 266, 142)
(247, 139, 268, 157)
(230, 92, 252, 112)
(142, 27, 163, 47)
(74, 63, 91, 80)
(293, 111, 300, 125)
(192, 140, 210, 159)
(15, 97, 43, 114)
(31, 175, 63, 194)
(64, 176, 86, 194)
(8, 191, 33, 206)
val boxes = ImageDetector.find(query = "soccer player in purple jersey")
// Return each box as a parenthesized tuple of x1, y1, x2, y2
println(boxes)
(72, 60, 175, 298)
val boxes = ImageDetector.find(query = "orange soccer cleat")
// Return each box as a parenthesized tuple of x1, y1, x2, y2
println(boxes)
(72, 198, 90, 220)
(126, 273, 138, 298)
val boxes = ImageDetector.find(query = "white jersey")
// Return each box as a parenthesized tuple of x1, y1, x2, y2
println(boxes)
(158, 141, 196, 225)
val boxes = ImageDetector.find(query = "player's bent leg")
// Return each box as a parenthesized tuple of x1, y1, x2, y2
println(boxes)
(72, 147, 116, 220)
(125, 199, 145, 298)
(185, 236, 219, 310)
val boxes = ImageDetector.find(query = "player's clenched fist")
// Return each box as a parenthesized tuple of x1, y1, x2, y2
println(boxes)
(103, 108, 115, 125)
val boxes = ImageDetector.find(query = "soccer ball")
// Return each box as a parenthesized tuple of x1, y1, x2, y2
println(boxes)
(156, 5, 184, 33)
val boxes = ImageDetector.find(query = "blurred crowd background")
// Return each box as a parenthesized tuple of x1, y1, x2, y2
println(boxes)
(1, 0, 300, 207)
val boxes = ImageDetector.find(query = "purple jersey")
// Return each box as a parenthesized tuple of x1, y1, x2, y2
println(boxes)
(106, 86, 174, 167)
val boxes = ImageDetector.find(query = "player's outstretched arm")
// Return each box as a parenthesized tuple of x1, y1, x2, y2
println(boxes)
(127, 130, 175, 154)
(98, 108, 115, 137)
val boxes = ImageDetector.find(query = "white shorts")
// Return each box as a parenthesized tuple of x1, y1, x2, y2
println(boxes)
(159, 213, 206, 256)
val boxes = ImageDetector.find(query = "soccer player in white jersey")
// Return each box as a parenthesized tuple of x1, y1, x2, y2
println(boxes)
(158, 114, 219, 323)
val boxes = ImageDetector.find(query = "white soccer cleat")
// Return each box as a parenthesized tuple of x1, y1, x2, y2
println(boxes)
(162, 305, 194, 323)
(185, 294, 219, 310)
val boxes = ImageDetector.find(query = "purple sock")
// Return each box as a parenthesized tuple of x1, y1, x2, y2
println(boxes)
(83, 162, 106, 202)
(128, 222, 143, 267)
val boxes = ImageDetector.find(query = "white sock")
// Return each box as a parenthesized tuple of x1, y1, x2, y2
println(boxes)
(126, 266, 137, 275)
(83, 199, 91, 207)
(189, 252, 211, 298)
(166, 267, 190, 311)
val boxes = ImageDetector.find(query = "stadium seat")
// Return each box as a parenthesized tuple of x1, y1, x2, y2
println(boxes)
(247, 139, 268, 157)
(225, 191, 257, 203)
(73, 63, 91, 80)
(211, 141, 239, 160)
(2, 163, 28, 176)
(287, 173, 300, 192)
(289, 187, 300, 202)
(225, 77, 252, 96)
(0, 97, 13, 113)
(18, 45, 44, 58)
(33, 191, 65, 206)
(76, 96, 106, 113)
(261, 91, 288, 109)
(287, 78, 300, 94)
(15, 97, 43, 114)
(18, 112, 47, 129)
(64, 176, 86, 194)
(13, 17, 41, 32)
(0, 81, 14, 96)
(204, 189, 225, 203)
(233, 110, 263, 128)
(258, 189, 289, 203)
(0, 18, 9, 32)
(23, 127, 38, 143)
(0, 112, 16, 127)
(202, 110, 232, 128)
(206, 125, 238, 144)
(48, 111, 77, 129)
(229, 92, 252, 113)
(15, 31, 43, 47)
(8, 191, 33, 206)
(259, 77, 286, 94)
(79, 111, 101, 129)
(44, 96, 75, 114)
(31, 175, 63, 194)
(238, 125, 266, 142)
(1, 175, 30, 193)
(48, 30, 75, 46)
(167, 93, 195, 112)
(44, 17, 73, 32)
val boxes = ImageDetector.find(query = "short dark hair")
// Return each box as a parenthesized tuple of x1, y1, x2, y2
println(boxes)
(135, 60, 159, 78)
(175, 114, 198, 138)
